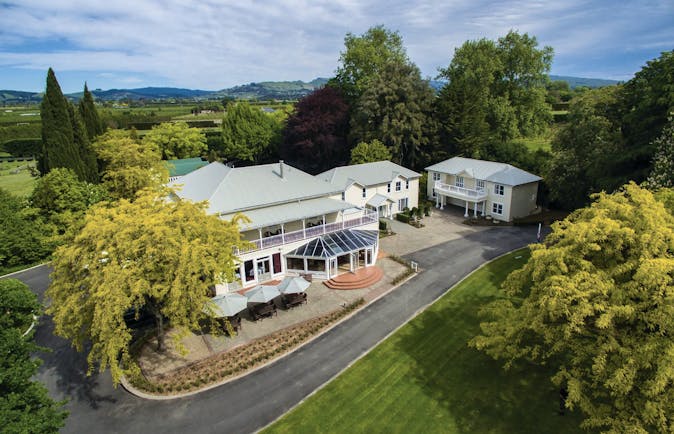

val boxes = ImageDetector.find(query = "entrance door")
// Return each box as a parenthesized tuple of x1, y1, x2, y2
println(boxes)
(329, 258, 338, 278)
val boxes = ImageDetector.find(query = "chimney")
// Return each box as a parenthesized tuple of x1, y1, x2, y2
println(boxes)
(279, 160, 284, 178)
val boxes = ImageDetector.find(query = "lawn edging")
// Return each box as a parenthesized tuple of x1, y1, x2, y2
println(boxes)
(121, 265, 420, 400)
(259, 246, 530, 432)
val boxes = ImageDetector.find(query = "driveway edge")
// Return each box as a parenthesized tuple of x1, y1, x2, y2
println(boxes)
(256, 246, 529, 433)
(120, 270, 421, 400)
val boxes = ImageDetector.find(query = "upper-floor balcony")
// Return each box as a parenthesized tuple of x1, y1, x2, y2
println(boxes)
(434, 181, 487, 201)
(235, 209, 378, 255)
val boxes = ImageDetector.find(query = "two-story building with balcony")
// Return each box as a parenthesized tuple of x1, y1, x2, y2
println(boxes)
(169, 160, 380, 293)
(316, 161, 420, 219)
(425, 157, 542, 222)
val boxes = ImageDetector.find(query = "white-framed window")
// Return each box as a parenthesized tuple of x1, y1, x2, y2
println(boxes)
(395, 181, 401, 191)
(387, 183, 391, 193)
(494, 184, 505, 196)
(476, 179, 485, 190)
(362, 187, 367, 198)
(341, 191, 345, 201)
(455, 176, 464, 188)
(432, 172, 441, 182)
(406, 180, 409, 189)
(492, 202, 503, 215)
(398, 197, 408, 211)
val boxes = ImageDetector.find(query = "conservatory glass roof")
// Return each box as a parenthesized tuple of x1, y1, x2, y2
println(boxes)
(286, 229, 378, 259)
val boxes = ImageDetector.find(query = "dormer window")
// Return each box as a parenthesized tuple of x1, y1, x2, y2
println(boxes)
(387, 183, 391, 193)
(406, 180, 409, 189)
(362, 187, 367, 198)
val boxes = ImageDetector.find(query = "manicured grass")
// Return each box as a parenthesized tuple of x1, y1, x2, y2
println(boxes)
(265, 249, 583, 434)
(0, 160, 37, 197)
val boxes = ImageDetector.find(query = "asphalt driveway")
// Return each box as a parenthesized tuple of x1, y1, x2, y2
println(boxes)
(8, 225, 537, 434)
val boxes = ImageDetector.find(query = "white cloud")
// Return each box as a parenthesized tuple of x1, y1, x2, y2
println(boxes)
(0, 0, 671, 90)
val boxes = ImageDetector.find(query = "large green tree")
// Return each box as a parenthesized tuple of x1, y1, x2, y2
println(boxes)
(0, 189, 51, 270)
(47, 189, 247, 384)
(92, 130, 167, 201)
(436, 31, 553, 157)
(620, 50, 674, 181)
(350, 61, 435, 169)
(0, 279, 68, 433)
(471, 183, 674, 432)
(143, 121, 207, 160)
(546, 86, 623, 209)
(646, 116, 674, 189)
(39, 68, 98, 182)
(349, 139, 392, 165)
(221, 102, 281, 164)
(78, 83, 104, 141)
(332, 25, 409, 103)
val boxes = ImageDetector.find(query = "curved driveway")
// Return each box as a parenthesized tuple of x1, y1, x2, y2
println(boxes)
(11, 226, 535, 434)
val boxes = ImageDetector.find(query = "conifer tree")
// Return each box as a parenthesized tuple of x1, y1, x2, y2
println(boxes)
(78, 83, 104, 140)
(39, 68, 82, 177)
(68, 103, 98, 183)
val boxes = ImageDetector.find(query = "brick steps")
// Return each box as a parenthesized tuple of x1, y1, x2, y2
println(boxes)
(324, 266, 383, 290)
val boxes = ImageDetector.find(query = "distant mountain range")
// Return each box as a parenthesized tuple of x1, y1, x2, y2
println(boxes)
(0, 75, 619, 104)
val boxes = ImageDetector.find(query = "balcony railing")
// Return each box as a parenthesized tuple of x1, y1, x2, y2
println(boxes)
(235, 210, 379, 255)
(434, 181, 487, 201)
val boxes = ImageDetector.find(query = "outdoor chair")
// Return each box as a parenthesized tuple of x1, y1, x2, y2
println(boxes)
(282, 292, 307, 309)
(251, 301, 277, 320)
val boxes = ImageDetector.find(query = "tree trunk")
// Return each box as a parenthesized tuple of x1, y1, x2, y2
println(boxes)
(156, 313, 165, 353)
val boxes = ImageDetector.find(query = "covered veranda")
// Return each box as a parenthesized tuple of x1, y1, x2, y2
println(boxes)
(285, 229, 378, 280)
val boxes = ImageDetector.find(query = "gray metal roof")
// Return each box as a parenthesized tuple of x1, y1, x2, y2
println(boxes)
(169, 161, 343, 215)
(286, 230, 378, 259)
(317, 161, 421, 190)
(425, 157, 542, 186)
(367, 193, 393, 208)
(220, 197, 354, 231)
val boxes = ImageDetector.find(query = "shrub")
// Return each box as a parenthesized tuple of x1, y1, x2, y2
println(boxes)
(396, 213, 410, 224)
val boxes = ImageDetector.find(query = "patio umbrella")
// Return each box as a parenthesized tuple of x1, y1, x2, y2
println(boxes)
(207, 293, 248, 318)
(244, 285, 281, 303)
(277, 276, 310, 294)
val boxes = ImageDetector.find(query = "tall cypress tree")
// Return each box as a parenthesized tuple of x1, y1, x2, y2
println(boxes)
(68, 103, 98, 183)
(39, 68, 89, 180)
(78, 83, 104, 140)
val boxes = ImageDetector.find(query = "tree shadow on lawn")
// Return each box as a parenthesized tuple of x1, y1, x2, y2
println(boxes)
(395, 290, 585, 433)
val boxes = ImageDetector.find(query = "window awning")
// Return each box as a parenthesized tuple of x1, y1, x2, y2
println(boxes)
(286, 229, 378, 259)
(366, 193, 393, 208)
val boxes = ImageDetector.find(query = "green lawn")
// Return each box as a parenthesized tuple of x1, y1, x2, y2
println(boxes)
(0, 160, 37, 197)
(265, 249, 583, 434)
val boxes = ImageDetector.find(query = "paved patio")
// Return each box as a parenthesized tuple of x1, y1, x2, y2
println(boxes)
(138, 206, 486, 377)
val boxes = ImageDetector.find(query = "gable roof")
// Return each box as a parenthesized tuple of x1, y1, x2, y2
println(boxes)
(425, 157, 542, 186)
(164, 157, 208, 177)
(169, 161, 342, 215)
(316, 160, 420, 190)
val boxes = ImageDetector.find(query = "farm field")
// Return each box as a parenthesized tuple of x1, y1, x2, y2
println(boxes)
(0, 160, 38, 197)
(265, 249, 583, 434)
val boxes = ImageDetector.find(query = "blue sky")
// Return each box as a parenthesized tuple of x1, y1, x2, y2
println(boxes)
(1, 0, 672, 93)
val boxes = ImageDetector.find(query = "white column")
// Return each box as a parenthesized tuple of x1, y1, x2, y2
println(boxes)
(302, 219, 306, 238)
(436, 193, 440, 208)
(258, 228, 263, 240)
(281, 223, 285, 243)
(464, 200, 469, 217)
(342, 211, 345, 229)
(322, 214, 326, 234)
(440, 195, 444, 210)
(474, 201, 478, 217)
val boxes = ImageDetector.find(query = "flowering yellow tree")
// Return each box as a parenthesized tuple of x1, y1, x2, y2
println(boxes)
(47, 189, 246, 384)
(471, 183, 674, 432)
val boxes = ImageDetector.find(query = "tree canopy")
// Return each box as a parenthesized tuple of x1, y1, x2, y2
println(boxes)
(436, 31, 553, 158)
(646, 116, 674, 189)
(350, 61, 435, 169)
(332, 25, 409, 102)
(92, 130, 167, 201)
(222, 102, 282, 164)
(143, 121, 207, 160)
(0, 279, 68, 432)
(281, 86, 350, 174)
(0, 189, 52, 270)
(471, 183, 674, 432)
(349, 139, 392, 165)
(39, 68, 98, 183)
(47, 189, 248, 384)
